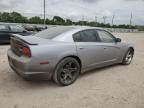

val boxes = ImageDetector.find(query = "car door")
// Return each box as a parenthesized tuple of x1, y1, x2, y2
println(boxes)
(0, 25, 10, 43)
(73, 29, 105, 70)
(96, 30, 121, 65)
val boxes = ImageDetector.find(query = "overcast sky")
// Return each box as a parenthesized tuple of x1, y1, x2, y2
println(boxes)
(0, 0, 144, 25)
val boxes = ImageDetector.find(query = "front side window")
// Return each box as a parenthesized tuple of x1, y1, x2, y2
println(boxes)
(97, 30, 115, 43)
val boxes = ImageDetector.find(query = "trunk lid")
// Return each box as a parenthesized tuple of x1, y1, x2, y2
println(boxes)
(10, 34, 60, 57)
(11, 34, 56, 45)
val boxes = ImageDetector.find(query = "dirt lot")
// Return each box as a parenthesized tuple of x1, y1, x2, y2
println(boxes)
(0, 33, 144, 108)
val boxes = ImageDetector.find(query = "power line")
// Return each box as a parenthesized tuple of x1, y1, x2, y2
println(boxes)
(103, 16, 107, 24)
(95, 16, 97, 22)
(82, 16, 85, 25)
(112, 14, 115, 26)
(44, 0, 46, 25)
(82, 16, 84, 21)
(129, 12, 133, 28)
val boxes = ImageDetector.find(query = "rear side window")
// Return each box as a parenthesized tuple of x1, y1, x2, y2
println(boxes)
(0, 25, 9, 32)
(73, 29, 100, 42)
(97, 30, 115, 43)
(73, 32, 81, 42)
(81, 30, 97, 42)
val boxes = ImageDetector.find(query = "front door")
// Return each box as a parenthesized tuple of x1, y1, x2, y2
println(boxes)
(96, 30, 121, 65)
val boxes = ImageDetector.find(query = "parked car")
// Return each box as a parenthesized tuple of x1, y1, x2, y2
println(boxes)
(36, 25, 48, 31)
(22, 24, 36, 32)
(7, 26, 134, 86)
(0, 24, 33, 43)
(23, 24, 48, 32)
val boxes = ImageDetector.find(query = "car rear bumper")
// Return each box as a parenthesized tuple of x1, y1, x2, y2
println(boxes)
(7, 49, 50, 80)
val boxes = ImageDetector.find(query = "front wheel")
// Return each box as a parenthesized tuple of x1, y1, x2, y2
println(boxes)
(53, 57, 80, 86)
(122, 48, 134, 65)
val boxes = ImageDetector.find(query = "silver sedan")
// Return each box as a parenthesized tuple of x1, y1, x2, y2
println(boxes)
(7, 26, 134, 86)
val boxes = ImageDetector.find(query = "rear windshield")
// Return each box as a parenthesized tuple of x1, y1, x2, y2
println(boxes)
(34, 26, 75, 39)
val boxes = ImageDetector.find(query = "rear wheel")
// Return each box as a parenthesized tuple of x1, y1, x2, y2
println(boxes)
(53, 57, 80, 86)
(122, 48, 134, 65)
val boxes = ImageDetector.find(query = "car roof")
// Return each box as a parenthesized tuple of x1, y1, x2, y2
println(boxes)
(53, 25, 103, 31)
(51, 26, 107, 42)
(0, 23, 22, 26)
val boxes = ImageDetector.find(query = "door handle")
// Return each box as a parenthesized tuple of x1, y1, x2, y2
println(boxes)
(79, 47, 84, 50)
(104, 47, 107, 49)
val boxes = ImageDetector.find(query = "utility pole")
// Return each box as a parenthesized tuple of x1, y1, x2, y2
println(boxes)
(95, 16, 97, 22)
(129, 12, 133, 28)
(44, 0, 46, 25)
(82, 16, 84, 21)
(103, 16, 107, 24)
(112, 14, 115, 26)
(82, 16, 84, 25)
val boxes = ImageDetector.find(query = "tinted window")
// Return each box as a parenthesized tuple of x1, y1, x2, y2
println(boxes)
(97, 30, 115, 43)
(81, 30, 98, 42)
(10, 25, 25, 32)
(73, 32, 81, 42)
(0, 25, 8, 32)
(35, 26, 75, 39)
(73, 30, 100, 42)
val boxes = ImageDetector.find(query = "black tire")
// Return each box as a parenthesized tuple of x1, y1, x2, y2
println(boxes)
(53, 57, 80, 86)
(122, 48, 134, 65)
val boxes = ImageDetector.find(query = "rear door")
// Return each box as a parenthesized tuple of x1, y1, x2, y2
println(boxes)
(0, 25, 10, 43)
(96, 30, 121, 64)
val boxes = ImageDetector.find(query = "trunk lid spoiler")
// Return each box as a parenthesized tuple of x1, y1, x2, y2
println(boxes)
(11, 34, 38, 45)
(11, 34, 63, 45)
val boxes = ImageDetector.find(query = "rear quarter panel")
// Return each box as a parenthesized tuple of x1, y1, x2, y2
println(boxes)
(29, 42, 77, 77)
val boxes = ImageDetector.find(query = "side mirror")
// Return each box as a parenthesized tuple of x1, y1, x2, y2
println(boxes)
(115, 38, 121, 42)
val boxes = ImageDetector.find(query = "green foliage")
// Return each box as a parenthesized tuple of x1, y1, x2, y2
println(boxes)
(52, 16, 65, 25)
(0, 11, 138, 29)
(29, 16, 42, 24)
(0, 12, 11, 22)
(136, 26, 144, 31)
(10, 12, 28, 23)
(65, 19, 72, 25)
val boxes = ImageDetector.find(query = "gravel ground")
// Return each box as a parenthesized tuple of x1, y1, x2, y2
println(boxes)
(0, 33, 144, 108)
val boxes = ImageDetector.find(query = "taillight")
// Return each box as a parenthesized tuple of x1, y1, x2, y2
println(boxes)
(21, 47, 31, 57)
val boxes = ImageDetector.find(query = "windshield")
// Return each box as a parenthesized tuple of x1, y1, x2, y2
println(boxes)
(34, 26, 75, 39)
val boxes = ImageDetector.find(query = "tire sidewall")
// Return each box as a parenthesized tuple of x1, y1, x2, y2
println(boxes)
(122, 48, 134, 65)
(53, 57, 80, 86)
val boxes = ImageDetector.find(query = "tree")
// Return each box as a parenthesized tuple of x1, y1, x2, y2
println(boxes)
(65, 19, 72, 25)
(10, 12, 28, 23)
(53, 16, 65, 24)
(0, 12, 11, 22)
(29, 16, 42, 24)
(0, 12, 2, 21)
(0, 11, 137, 29)
(45, 18, 52, 24)
(136, 26, 144, 31)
